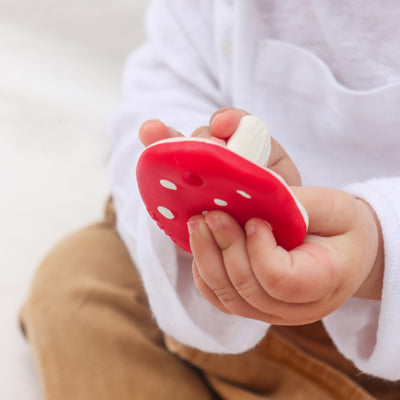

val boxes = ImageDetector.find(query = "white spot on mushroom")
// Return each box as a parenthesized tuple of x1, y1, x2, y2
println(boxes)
(214, 199, 228, 207)
(160, 179, 177, 190)
(236, 190, 252, 199)
(157, 206, 175, 220)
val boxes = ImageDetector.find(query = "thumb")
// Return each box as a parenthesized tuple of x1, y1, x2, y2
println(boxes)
(291, 187, 356, 236)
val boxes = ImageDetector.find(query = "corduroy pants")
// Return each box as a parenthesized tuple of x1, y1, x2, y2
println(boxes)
(20, 200, 400, 399)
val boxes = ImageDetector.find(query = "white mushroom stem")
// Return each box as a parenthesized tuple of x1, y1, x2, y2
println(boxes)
(226, 115, 271, 168)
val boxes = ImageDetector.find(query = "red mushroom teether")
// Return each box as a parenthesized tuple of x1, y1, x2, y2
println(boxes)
(136, 116, 308, 253)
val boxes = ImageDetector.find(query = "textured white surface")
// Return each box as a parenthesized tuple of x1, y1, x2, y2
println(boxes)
(226, 115, 271, 168)
(0, 0, 149, 398)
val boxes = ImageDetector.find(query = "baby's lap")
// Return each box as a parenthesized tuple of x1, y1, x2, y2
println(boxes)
(28, 214, 144, 307)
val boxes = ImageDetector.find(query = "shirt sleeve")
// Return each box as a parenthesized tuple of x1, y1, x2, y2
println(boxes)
(108, 0, 269, 354)
(323, 177, 400, 381)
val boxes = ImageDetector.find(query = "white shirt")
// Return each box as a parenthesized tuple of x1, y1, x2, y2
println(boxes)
(109, 0, 400, 380)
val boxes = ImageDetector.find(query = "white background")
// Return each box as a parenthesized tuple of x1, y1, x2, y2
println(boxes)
(0, 0, 149, 398)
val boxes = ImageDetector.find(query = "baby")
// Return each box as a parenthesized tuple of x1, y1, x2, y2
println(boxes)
(21, 1, 400, 398)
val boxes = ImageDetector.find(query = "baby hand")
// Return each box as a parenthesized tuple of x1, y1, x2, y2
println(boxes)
(138, 108, 301, 186)
(188, 187, 383, 325)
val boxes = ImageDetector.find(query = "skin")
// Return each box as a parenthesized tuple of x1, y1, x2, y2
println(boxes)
(139, 108, 384, 326)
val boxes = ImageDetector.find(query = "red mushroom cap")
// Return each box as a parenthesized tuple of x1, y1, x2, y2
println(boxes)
(136, 137, 308, 253)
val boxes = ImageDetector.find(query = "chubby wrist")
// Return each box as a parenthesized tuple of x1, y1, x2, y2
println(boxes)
(353, 198, 384, 300)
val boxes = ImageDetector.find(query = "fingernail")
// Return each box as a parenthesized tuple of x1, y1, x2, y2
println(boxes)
(245, 220, 257, 236)
(204, 214, 220, 232)
(245, 220, 272, 237)
(187, 216, 201, 235)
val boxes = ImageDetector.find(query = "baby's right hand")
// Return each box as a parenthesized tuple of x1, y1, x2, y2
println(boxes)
(138, 108, 301, 186)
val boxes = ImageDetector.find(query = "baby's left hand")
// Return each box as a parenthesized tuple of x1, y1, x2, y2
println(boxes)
(188, 186, 384, 325)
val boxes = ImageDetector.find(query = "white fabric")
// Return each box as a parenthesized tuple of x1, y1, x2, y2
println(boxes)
(109, 0, 400, 379)
(1, 1, 149, 398)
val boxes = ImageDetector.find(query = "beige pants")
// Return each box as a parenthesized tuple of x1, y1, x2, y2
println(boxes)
(20, 201, 400, 399)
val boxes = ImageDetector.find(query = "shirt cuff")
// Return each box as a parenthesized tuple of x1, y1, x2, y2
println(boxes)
(323, 178, 400, 380)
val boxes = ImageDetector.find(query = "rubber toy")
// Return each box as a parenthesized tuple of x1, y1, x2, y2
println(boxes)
(136, 116, 308, 253)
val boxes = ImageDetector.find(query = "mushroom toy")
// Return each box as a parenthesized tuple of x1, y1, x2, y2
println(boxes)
(136, 115, 308, 253)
